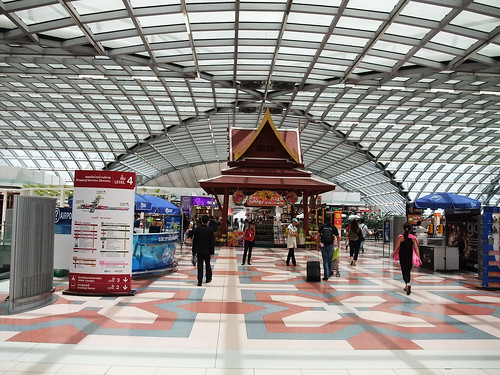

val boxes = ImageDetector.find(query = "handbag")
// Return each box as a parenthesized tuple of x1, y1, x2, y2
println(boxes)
(393, 247, 400, 261)
(412, 250, 421, 267)
(332, 247, 339, 260)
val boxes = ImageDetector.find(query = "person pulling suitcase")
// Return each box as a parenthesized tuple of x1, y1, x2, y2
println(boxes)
(317, 216, 340, 281)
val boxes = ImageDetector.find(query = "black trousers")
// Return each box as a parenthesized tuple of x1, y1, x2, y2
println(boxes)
(242, 240, 254, 264)
(287, 248, 296, 265)
(197, 253, 212, 284)
(400, 258, 412, 284)
(349, 240, 360, 260)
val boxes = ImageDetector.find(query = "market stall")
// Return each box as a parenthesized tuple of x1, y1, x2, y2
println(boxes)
(199, 108, 336, 245)
(412, 192, 481, 272)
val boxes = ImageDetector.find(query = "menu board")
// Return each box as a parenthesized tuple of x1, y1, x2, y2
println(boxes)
(68, 170, 136, 295)
(481, 206, 500, 288)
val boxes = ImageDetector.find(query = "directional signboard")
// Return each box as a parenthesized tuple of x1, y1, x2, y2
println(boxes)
(66, 170, 136, 296)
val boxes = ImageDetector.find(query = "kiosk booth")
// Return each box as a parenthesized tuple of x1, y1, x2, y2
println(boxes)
(199, 108, 336, 243)
(411, 192, 481, 272)
(132, 194, 180, 277)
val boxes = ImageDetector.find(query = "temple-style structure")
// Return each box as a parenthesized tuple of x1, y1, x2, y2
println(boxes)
(199, 108, 336, 235)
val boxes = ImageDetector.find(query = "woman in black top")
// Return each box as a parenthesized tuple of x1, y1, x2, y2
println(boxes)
(392, 222, 421, 295)
(347, 219, 362, 266)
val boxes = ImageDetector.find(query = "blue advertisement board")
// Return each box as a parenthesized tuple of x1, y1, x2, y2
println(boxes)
(383, 220, 390, 243)
(132, 230, 177, 275)
(164, 215, 181, 241)
(481, 206, 500, 288)
(55, 207, 72, 234)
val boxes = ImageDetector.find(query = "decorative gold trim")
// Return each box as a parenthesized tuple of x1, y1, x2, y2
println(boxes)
(233, 108, 300, 163)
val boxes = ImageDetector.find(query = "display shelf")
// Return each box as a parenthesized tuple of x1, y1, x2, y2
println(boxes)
(274, 222, 285, 246)
(255, 220, 274, 247)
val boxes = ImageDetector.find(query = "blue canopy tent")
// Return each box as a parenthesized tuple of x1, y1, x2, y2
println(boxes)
(135, 193, 153, 211)
(139, 194, 180, 215)
(413, 192, 481, 210)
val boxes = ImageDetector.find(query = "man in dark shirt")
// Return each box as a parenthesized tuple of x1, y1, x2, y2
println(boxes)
(318, 216, 340, 280)
(192, 215, 215, 286)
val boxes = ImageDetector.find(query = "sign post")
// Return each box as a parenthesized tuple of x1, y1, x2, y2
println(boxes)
(65, 170, 136, 296)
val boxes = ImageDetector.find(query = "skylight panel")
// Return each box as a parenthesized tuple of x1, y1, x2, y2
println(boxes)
(16, 4, 68, 25)
(336, 17, 383, 32)
(372, 41, 413, 55)
(189, 11, 235, 23)
(287, 12, 334, 26)
(413, 49, 453, 62)
(361, 55, 397, 68)
(401, 2, 452, 21)
(88, 19, 134, 34)
(73, 0, 125, 14)
(193, 30, 235, 40)
(347, 0, 400, 12)
(0, 14, 16, 29)
(106, 36, 144, 48)
(283, 30, 324, 42)
(385, 23, 429, 40)
(451, 11, 500, 33)
(431, 32, 477, 50)
(476, 43, 500, 57)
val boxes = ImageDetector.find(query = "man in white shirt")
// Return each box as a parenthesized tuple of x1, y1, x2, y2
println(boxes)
(415, 220, 427, 244)
(286, 218, 299, 266)
(415, 220, 426, 234)
(359, 218, 369, 253)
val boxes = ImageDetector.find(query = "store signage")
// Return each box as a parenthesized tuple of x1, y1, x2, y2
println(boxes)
(68, 170, 135, 295)
(246, 190, 286, 206)
(192, 196, 216, 206)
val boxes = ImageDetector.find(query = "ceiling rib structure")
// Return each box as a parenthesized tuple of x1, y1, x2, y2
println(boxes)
(0, 0, 499, 215)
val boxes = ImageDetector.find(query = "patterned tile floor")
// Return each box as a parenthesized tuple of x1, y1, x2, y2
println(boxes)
(1, 241, 500, 374)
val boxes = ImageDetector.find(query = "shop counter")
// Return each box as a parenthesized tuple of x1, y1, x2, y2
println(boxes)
(420, 245, 459, 271)
(132, 229, 178, 277)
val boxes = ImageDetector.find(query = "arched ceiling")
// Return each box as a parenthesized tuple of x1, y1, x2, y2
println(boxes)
(0, 0, 499, 215)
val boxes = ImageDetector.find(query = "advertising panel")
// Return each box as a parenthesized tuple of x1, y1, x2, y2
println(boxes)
(132, 230, 177, 276)
(482, 206, 500, 288)
(384, 220, 390, 243)
(445, 209, 480, 271)
(334, 211, 342, 240)
(54, 207, 73, 270)
(68, 170, 135, 295)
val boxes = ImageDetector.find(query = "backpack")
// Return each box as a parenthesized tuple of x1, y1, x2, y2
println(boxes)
(349, 229, 360, 242)
(321, 225, 334, 244)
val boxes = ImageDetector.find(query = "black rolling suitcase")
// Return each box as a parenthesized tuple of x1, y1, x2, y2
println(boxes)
(306, 260, 321, 282)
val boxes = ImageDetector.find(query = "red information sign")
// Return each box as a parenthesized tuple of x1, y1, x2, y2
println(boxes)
(68, 170, 135, 296)
(334, 211, 342, 241)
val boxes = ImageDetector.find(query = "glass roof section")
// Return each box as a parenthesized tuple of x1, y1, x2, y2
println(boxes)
(0, 0, 499, 214)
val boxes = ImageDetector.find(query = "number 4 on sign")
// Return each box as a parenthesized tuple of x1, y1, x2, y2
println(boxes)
(127, 176, 134, 185)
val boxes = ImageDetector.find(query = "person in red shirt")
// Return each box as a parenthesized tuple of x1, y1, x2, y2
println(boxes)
(242, 221, 256, 265)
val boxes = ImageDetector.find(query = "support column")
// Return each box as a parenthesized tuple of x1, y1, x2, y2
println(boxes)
(0, 191, 6, 239)
(303, 190, 309, 235)
(221, 188, 229, 234)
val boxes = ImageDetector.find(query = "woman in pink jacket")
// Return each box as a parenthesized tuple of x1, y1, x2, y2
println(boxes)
(392, 222, 421, 295)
